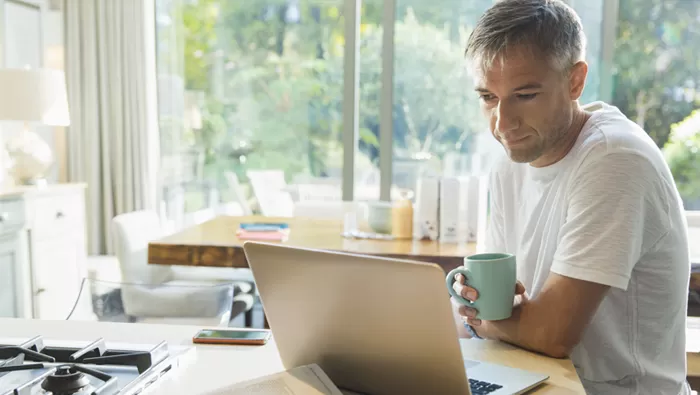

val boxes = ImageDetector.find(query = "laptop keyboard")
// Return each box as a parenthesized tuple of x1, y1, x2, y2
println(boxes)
(469, 378, 503, 394)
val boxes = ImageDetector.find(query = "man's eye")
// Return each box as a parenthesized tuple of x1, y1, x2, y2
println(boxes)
(479, 94, 496, 102)
(516, 93, 538, 100)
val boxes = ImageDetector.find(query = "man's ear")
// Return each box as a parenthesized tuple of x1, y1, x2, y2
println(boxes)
(568, 61, 588, 100)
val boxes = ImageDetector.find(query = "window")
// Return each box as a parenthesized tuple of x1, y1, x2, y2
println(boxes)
(155, 0, 700, 228)
(387, 0, 498, 196)
(603, 0, 699, 209)
(155, 0, 361, 227)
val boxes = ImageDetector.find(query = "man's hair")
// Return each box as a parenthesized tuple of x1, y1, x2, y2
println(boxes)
(465, 0, 587, 72)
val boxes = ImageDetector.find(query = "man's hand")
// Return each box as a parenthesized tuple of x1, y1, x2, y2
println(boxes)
(452, 272, 609, 358)
(451, 274, 527, 334)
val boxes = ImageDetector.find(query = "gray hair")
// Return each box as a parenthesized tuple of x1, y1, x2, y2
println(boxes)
(465, 0, 587, 72)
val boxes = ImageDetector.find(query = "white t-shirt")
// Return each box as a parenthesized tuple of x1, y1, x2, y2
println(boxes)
(485, 102, 692, 394)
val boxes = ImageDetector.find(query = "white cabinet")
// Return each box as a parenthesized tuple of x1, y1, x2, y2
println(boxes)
(0, 234, 20, 317)
(0, 184, 87, 319)
(31, 238, 82, 319)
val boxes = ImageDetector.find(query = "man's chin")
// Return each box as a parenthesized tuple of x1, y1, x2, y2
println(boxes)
(506, 149, 540, 164)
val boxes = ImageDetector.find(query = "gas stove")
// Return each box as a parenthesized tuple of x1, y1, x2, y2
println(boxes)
(0, 336, 195, 395)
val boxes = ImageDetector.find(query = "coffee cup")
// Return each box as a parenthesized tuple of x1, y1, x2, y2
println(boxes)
(446, 253, 517, 321)
(366, 201, 393, 234)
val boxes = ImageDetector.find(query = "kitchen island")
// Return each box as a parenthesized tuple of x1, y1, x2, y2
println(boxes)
(0, 318, 584, 394)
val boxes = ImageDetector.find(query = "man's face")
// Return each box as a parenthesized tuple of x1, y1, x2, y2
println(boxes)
(472, 48, 581, 166)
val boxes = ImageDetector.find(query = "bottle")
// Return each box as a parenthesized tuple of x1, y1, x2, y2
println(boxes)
(391, 190, 414, 240)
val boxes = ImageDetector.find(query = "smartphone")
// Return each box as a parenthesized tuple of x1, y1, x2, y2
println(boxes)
(192, 329, 271, 345)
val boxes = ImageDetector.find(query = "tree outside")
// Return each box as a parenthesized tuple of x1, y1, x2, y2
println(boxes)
(611, 0, 700, 208)
(155, 0, 700, 215)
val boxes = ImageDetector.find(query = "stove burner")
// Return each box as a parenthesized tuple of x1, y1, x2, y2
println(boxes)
(0, 336, 176, 395)
(41, 365, 91, 394)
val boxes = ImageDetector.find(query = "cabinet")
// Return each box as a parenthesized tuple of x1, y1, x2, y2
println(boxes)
(0, 184, 87, 319)
(0, 234, 20, 317)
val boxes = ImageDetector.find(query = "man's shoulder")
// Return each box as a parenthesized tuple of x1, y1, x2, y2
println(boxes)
(574, 103, 667, 172)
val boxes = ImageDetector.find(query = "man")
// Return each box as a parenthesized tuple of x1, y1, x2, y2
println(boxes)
(451, 0, 692, 394)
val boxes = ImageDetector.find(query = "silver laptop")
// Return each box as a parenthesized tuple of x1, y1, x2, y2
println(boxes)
(243, 242, 548, 395)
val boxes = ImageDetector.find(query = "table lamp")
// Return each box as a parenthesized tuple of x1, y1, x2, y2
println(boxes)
(0, 68, 70, 185)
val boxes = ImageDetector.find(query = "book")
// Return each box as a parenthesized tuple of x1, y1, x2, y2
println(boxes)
(236, 229, 289, 241)
(203, 364, 344, 395)
(236, 223, 290, 241)
(240, 223, 290, 232)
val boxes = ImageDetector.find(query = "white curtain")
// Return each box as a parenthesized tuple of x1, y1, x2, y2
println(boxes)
(63, 0, 159, 254)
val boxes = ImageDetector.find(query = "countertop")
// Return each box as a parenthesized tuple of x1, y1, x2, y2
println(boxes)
(0, 318, 585, 394)
(0, 182, 86, 199)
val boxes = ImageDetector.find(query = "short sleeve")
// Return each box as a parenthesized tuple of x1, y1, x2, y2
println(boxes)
(550, 152, 670, 290)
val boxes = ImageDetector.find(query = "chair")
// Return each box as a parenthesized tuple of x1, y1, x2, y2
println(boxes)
(67, 278, 251, 327)
(112, 210, 256, 326)
(246, 170, 294, 216)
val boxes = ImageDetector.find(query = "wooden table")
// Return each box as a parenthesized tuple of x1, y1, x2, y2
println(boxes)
(461, 339, 584, 394)
(148, 215, 476, 273)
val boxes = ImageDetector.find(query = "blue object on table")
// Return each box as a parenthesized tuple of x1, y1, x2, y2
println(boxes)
(239, 223, 289, 232)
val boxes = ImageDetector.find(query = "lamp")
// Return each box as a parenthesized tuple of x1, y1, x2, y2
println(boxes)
(0, 68, 70, 185)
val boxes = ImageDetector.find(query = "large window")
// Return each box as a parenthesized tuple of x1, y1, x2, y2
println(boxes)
(606, 0, 700, 209)
(387, 0, 497, 194)
(155, 0, 700, 229)
(155, 0, 356, 226)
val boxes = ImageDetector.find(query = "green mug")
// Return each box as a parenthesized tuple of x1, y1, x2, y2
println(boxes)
(446, 253, 517, 321)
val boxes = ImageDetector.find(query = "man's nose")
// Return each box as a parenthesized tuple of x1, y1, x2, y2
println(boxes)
(495, 102, 520, 133)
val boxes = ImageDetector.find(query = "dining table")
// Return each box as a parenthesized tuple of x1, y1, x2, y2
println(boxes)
(148, 215, 477, 273)
(147, 215, 700, 387)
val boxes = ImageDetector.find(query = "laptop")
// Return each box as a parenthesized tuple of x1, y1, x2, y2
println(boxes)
(243, 242, 548, 395)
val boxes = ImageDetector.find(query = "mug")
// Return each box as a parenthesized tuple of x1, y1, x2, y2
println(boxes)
(446, 253, 517, 321)
(366, 201, 393, 234)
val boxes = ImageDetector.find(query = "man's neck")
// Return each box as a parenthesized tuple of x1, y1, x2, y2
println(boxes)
(530, 109, 590, 168)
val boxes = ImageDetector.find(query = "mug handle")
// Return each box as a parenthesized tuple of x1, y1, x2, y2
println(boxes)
(446, 267, 474, 305)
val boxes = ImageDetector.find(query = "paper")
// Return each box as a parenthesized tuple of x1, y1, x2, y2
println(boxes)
(204, 364, 343, 395)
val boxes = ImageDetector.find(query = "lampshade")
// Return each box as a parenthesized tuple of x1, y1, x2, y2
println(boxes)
(0, 68, 70, 126)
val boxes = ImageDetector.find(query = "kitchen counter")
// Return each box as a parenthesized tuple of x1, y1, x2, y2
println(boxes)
(0, 183, 86, 199)
(0, 318, 584, 394)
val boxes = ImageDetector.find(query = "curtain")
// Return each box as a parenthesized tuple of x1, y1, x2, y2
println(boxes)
(63, 0, 159, 254)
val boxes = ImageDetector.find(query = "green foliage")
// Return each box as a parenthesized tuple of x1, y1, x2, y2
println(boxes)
(612, 0, 700, 147)
(161, 0, 700, 211)
(354, 9, 484, 157)
(180, 0, 221, 91)
(663, 110, 700, 207)
(176, 2, 486, 182)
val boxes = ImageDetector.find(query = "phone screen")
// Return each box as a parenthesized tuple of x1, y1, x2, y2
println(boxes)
(195, 329, 270, 341)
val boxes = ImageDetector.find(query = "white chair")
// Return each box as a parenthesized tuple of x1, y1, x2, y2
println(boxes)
(246, 170, 294, 216)
(111, 210, 256, 326)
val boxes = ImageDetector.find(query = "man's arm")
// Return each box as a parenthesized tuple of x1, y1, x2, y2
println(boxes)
(463, 273, 609, 358)
(461, 151, 664, 357)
